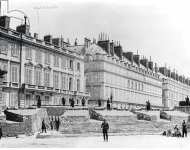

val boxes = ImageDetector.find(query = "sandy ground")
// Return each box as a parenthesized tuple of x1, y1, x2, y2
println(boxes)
(0, 132, 190, 148)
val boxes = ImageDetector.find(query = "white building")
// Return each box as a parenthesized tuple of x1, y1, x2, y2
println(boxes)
(0, 15, 89, 109)
(84, 36, 163, 109)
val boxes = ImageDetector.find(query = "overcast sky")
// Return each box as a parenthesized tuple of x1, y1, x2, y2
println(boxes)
(2, 0, 190, 77)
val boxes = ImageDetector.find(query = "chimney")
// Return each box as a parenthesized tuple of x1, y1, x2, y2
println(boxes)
(123, 52, 134, 63)
(114, 45, 123, 59)
(52, 38, 61, 47)
(148, 61, 154, 70)
(74, 38, 78, 46)
(97, 40, 110, 54)
(154, 63, 158, 73)
(171, 72, 176, 80)
(159, 67, 167, 76)
(133, 54, 140, 66)
(185, 78, 189, 85)
(34, 33, 38, 39)
(110, 41, 114, 56)
(0, 16, 10, 29)
(84, 38, 91, 48)
(140, 58, 148, 68)
(179, 75, 183, 82)
(167, 69, 171, 77)
(16, 24, 30, 36)
(44, 35, 52, 44)
(176, 73, 179, 81)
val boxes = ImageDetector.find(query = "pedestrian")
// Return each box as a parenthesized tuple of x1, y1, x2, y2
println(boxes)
(50, 116, 54, 130)
(56, 117, 60, 131)
(42, 119, 47, 133)
(182, 120, 187, 137)
(107, 99, 110, 110)
(101, 119, 109, 141)
(0, 126, 2, 139)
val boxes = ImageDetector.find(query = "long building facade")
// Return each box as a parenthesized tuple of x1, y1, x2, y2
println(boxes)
(84, 37, 163, 109)
(160, 67, 190, 108)
(84, 35, 190, 109)
(0, 15, 89, 109)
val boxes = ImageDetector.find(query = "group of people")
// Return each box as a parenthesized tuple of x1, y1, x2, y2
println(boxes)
(41, 116, 61, 133)
(49, 116, 61, 131)
(162, 120, 188, 137)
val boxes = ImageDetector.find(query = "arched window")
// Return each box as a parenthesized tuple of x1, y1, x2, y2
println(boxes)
(69, 60, 73, 69)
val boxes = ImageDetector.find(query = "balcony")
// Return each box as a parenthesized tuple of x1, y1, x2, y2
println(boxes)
(11, 82, 19, 88)
(46, 86, 54, 91)
(38, 85, 45, 90)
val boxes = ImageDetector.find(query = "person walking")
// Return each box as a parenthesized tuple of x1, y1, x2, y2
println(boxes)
(101, 119, 109, 141)
(182, 120, 187, 137)
(42, 119, 47, 133)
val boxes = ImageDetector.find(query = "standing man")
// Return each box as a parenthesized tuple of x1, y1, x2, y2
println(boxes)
(101, 119, 109, 141)
(182, 120, 187, 137)
(41, 119, 47, 133)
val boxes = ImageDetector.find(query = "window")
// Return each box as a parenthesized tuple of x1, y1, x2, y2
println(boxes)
(42, 96, 50, 105)
(35, 50, 42, 63)
(0, 61, 8, 82)
(11, 43, 19, 57)
(142, 83, 144, 91)
(69, 60, 73, 69)
(135, 82, 137, 90)
(53, 71, 59, 89)
(131, 81, 134, 89)
(25, 46, 32, 60)
(61, 57, 66, 69)
(77, 62, 80, 71)
(11, 65, 18, 83)
(69, 77, 73, 91)
(128, 80, 130, 88)
(35, 68, 42, 86)
(44, 70, 50, 87)
(77, 79, 80, 91)
(61, 74, 66, 90)
(0, 39, 8, 54)
(45, 52, 51, 65)
(54, 55, 59, 67)
(25, 66, 33, 84)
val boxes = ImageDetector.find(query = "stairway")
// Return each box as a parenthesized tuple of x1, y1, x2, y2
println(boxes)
(60, 109, 190, 136)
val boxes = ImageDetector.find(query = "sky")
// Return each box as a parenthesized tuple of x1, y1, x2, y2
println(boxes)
(1, 0, 190, 77)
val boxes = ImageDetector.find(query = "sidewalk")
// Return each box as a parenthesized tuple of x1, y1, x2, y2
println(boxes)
(0, 131, 190, 148)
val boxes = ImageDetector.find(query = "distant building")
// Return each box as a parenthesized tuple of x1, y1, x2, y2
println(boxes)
(160, 67, 190, 108)
(84, 35, 163, 109)
(0, 15, 89, 109)
(84, 34, 190, 109)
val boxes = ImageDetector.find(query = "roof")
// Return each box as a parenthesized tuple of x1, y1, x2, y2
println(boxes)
(67, 45, 85, 55)
(85, 43, 107, 55)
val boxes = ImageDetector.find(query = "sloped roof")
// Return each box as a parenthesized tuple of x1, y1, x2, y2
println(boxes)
(67, 45, 85, 55)
(86, 44, 107, 55)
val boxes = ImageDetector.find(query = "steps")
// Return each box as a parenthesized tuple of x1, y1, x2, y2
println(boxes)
(60, 109, 190, 136)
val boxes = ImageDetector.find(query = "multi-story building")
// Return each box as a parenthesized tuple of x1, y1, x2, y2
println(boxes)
(0, 15, 89, 109)
(160, 67, 190, 108)
(84, 35, 163, 109)
(84, 34, 190, 109)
